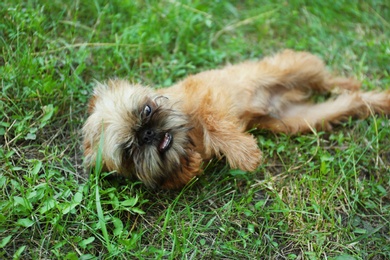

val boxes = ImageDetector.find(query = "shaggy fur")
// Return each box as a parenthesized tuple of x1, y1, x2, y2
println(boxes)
(82, 50, 390, 189)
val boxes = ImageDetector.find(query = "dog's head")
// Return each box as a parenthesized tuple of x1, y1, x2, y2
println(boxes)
(82, 80, 202, 189)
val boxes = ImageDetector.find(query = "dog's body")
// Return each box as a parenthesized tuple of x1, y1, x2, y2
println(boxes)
(83, 50, 390, 189)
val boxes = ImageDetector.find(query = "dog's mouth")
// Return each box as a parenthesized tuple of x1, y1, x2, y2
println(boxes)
(158, 132, 172, 152)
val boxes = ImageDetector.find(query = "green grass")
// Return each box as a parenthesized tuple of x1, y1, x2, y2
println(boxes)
(1, 0, 389, 259)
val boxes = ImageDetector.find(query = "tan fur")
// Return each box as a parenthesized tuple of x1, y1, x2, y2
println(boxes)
(82, 50, 390, 189)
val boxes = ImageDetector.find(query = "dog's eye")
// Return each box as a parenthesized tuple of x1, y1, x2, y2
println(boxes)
(144, 105, 152, 117)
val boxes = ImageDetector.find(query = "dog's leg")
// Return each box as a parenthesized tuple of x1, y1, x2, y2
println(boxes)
(209, 131, 262, 171)
(237, 50, 362, 127)
(200, 116, 262, 172)
(256, 91, 390, 134)
(253, 49, 361, 92)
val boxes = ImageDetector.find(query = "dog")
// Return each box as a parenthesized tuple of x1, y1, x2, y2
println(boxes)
(82, 50, 390, 189)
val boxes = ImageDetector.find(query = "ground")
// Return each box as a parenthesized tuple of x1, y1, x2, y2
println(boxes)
(0, 1, 389, 259)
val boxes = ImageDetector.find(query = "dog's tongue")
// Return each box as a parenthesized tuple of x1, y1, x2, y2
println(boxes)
(158, 132, 172, 152)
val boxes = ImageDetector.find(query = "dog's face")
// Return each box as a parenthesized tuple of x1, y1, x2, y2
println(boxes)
(82, 80, 202, 189)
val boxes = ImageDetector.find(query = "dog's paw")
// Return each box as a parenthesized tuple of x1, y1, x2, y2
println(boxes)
(225, 135, 262, 172)
(237, 147, 262, 172)
(331, 77, 361, 91)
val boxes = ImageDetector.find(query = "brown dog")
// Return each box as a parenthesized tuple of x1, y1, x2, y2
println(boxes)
(82, 50, 390, 189)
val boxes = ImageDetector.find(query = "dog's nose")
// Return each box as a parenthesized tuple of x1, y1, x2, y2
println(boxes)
(141, 129, 155, 144)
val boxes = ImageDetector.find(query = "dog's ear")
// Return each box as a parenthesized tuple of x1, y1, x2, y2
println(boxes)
(161, 150, 203, 189)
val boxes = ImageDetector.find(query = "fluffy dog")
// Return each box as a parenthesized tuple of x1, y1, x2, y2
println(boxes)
(82, 50, 390, 189)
